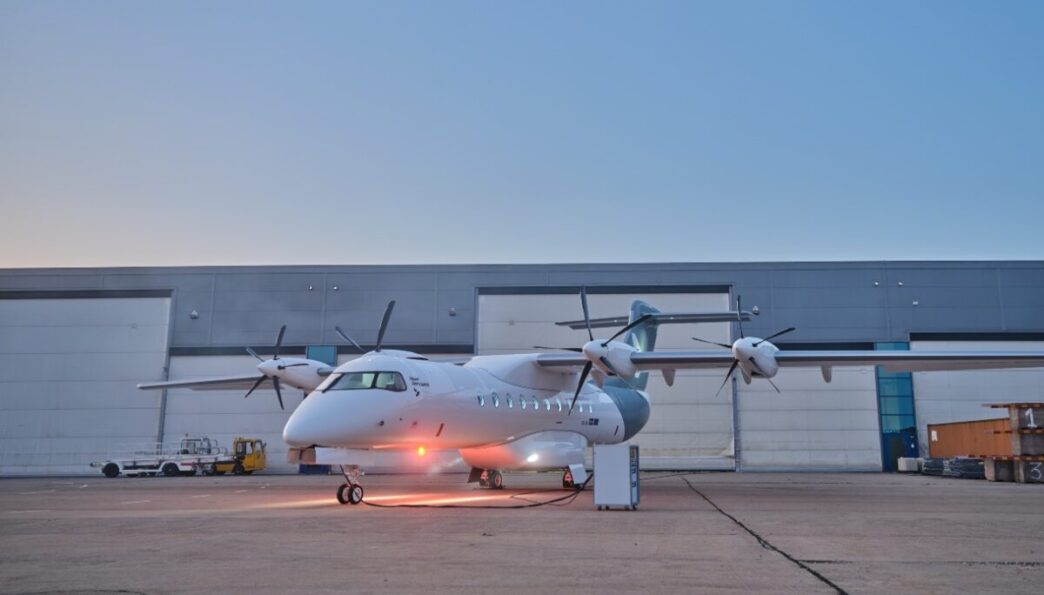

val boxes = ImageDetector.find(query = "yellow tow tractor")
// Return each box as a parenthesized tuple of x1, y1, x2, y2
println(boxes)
(207, 437, 267, 475)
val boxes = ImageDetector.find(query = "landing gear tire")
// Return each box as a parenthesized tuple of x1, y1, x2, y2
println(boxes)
(336, 483, 364, 505)
(102, 463, 119, 478)
(162, 463, 179, 477)
(233, 462, 245, 475)
(489, 470, 504, 490)
(563, 469, 575, 490)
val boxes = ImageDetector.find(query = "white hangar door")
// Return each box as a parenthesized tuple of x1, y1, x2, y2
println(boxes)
(912, 339, 1044, 456)
(477, 291, 736, 470)
(0, 297, 171, 475)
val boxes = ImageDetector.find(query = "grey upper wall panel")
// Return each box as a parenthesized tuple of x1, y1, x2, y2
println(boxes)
(327, 272, 438, 291)
(885, 286, 1000, 308)
(770, 268, 887, 288)
(437, 271, 549, 289)
(3, 261, 1044, 348)
(0, 274, 104, 290)
(546, 270, 664, 286)
(1000, 287, 1044, 307)
(102, 273, 213, 292)
(998, 268, 1044, 287)
(771, 287, 886, 309)
(213, 289, 323, 312)
(216, 272, 323, 292)
(885, 267, 1001, 287)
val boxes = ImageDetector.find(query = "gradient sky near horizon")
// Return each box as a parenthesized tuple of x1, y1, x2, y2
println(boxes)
(1, 1, 1042, 268)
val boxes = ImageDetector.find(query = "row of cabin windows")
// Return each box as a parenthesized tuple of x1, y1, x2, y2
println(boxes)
(476, 393, 592, 414)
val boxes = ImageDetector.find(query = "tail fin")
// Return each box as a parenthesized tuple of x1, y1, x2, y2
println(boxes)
(610, 300, 660, 390)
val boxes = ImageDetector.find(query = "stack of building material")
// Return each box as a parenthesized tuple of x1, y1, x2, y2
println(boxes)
(973, 403, 1044, 484)
(921, 458, 945, 476)
(942, 457, 985, 479)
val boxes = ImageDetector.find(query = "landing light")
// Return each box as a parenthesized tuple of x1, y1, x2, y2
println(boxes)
(526, 453, 539, 463)
(417, 446, 427, 456)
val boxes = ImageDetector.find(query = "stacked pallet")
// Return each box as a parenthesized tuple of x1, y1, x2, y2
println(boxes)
(974, 403, 1044, 484)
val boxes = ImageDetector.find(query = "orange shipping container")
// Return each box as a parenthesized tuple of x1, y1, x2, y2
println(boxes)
(927, 418, 1011, 458)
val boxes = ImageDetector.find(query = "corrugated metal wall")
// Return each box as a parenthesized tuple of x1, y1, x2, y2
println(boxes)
(0, 297, 170, 475)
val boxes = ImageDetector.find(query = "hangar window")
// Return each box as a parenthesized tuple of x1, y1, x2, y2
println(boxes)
(325, 371, 406, 392)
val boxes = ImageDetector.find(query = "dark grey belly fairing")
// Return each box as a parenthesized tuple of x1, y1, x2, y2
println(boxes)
(603, 384, 651, 441)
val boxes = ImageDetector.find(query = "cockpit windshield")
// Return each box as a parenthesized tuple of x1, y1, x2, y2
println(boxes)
(323, 371, 407, 392)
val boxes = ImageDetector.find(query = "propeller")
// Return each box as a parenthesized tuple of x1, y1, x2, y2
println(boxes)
(556, 287, 653, 414)
(334, 300, 397, 353)
(692, 295, 797, 396)
(243, 325, 289, 410)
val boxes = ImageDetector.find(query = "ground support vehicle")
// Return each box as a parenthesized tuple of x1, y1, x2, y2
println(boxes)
(206, 438, 266, 475)
(91, 436, 231, 478)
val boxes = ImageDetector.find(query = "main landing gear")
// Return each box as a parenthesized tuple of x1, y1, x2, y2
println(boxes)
(478, 469, 504, 490)
(336, 465, 364, 505)
(562, 469, 578, 490)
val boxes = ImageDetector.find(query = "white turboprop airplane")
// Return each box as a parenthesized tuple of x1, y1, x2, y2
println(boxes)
(143, 290, 1044, 506)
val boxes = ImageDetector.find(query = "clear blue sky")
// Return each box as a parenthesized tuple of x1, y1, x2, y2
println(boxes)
(1, 1, 1042, 267)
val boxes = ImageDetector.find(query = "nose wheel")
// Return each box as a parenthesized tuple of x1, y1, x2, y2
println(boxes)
(336, 465, 364, 505)
(336, 482, 364, 505)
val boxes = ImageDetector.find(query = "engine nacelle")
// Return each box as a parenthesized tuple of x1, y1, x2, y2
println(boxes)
(583, 340, 639, 380)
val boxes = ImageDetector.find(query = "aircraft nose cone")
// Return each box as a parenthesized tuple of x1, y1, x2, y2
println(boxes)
(282, 410, 313, 447)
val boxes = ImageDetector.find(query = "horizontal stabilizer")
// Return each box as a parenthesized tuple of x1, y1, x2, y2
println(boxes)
(556, 311, 754, 330)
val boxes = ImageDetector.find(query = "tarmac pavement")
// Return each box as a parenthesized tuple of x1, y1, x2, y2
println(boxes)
(1, 471, 1042, 594)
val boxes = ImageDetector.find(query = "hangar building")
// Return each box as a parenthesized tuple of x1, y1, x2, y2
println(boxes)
(2, 261, 1043, 476)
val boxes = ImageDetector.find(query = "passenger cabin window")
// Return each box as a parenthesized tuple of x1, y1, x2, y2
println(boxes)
(520, 398, 527, 410)
(477, 395, 484, 407)
(507, 395, 513, 409)
(556, 399, 562, 412)
(544, 399, 551, 411)
(492, 393, 500, 408)
(325, 371, 407, 392)
(532, 398, 539, 412)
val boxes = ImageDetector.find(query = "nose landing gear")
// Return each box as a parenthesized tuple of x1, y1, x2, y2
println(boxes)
(478, 469, 504, 490)
(336, 465, 364, 505)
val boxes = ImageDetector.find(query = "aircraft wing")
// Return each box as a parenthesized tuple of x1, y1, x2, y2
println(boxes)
(137, 374, 268, 391)
(536, 350, 1044, 373)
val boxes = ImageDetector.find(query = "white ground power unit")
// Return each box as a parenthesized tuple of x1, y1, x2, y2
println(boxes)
(593, 443, 640, 510)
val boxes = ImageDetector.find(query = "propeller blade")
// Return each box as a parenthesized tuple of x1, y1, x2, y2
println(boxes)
(374, 300, 396, 352)
(736, 296, 744, 339)
(334, 326, 365, 353)
(765, 377, 781, 393)
(243, 376, 266, 400)
(603, 314, 653, 345)
(533, 346, 584, 352)
(753, 327, 796, 347)
(568, 361, 593, 414)
(715, 360, 739, 397)
(692, 336, 732, 349)
(273, 377, 284, 410)
(272, 325, 286, 359)
(245, 346, 264, 362)
(580, 287, 593, 341)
